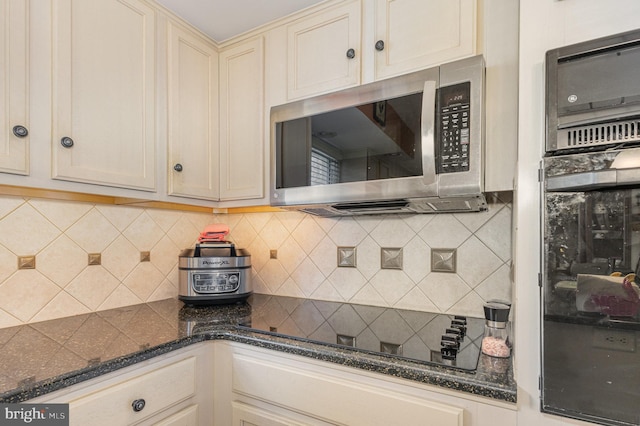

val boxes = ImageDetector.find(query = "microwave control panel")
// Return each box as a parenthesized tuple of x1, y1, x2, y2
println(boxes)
(437, 82, 471, 174)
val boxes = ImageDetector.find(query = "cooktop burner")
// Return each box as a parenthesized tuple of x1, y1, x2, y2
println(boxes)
(240, 295, 484, 371)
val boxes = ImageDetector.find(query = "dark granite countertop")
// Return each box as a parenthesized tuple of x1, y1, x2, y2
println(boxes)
(0, 295, 517, 404)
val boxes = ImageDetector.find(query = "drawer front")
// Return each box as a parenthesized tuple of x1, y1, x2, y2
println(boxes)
(68, 357, 196, 426)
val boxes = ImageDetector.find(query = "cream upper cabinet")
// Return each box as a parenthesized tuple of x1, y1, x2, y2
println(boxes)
(284, 0, 476, 100)
(373, 0, 476, 81)
(167, 22, 220, 201)
(218, 37, 265, 201)
(51, 0, 156, 191)
(0, 0, 29, 175)
(286, 0, 361, 101)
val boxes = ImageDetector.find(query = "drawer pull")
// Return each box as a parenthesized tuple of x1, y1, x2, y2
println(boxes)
(12, 125, 28, 138)
(131, 398, 146, 412)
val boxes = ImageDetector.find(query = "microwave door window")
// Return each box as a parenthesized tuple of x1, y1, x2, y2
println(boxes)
(275, 93, 424, 190)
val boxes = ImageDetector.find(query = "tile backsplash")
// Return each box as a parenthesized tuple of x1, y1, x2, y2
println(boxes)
(0, 192, 512, 328)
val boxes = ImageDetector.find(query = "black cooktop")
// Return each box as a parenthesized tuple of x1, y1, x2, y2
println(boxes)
(238, 295, 485, 371)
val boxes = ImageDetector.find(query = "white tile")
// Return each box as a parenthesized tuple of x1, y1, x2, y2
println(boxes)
(258, 260, 289, 293)
(475, 263, 512, 303)
(0, 195, 25, 219)
(145, 208, 184, 232)
(350, 285, 386, 307)
(448, 291, 485, 318)
(166, 265, 180, 287)
(29, 199, 92, 231)
(65, 266, 119, 310)
(227, 216, 258, 249)
(247, 236, 270, 272)
(309, 238, 338, 277)
(123, 211, 164, 251)
(402, 213, 435, 233)
(148, 280, 178, 302)
(260, 216, 290, 249)
(0, 203, 61, 254)
(328, 217, 368, 246)
(418, 272, 471, 312)
(403, 236, 431, 283)
(0, 308, 21, 328)
(454, 198, 504, 233)
(102, 236, 140, 281)
(99, 285, 143, 310)
(66, 208, 119, 253)
(150, 235, 180, 276)
(394, 287, 439, 312)
(276, 211, 306, 233)
(245, 212, 273, 233)
(310, 281, 344, 302)
(418, 214, 471, 249)
(123, 262, 165, 301)
(356, 236, 381, 280)
(291, 215, 325, 255)
(37, 235, 87, 287)
(96, 204, 144, 231)
(476, 205, 512, 262)
(251, 271, 270, 294)
(166, 216, 200, 250)
(31, 292, 91, 322)
(369, 270, 415, 305)
(327, 267, 366, 300)
(369, 216, 416, 247)
(278, 236, 307, 274)
(184, 211, 217, 233)
(353, 215, 384, 233)
(0, 270, 60, 321)
(277, 278, 306, 298)
(0, 244, 17, 283)
(456, 236, 503, 288)
(313, 215, 339, 233)
(291, 259, 325, 297)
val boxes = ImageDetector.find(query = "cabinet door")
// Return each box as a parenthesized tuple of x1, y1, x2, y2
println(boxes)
(218, 38, 264, 201)
(0, 0, 29, 175)
(52, 0, 156, 191)
(153, 404, 199, 426)
(286, 0, 361, 100)
(232, 402, 310, 426)
(167, 22, 219, 201)
(374, 0, 476, 80)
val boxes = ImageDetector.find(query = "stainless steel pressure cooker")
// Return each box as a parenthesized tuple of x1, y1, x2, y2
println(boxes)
(178, 242, 252, 305)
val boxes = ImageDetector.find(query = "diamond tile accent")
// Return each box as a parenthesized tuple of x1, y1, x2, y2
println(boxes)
(431, 248, 456, 273)
(0, 190, 514, 328)
(337, 247, 356, 267)
(381, 248, 403, 269)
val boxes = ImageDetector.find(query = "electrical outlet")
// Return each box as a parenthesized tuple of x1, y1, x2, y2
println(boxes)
(592, 328, 636, 352)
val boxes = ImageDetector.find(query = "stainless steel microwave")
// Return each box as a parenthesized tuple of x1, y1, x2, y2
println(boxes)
(270, 55, 486, 217)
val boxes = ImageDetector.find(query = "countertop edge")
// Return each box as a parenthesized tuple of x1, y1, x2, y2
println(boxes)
(1, 327, 517, 405)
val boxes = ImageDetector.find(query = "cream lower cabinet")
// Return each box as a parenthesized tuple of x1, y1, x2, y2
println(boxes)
(0, 0, 29, 175)
(51, 0, 157, 192)
(215, 342, 516, 426)
(167, 21, 220, 201)
(32, 344, 214, 426)
(218, 37, 265, 201)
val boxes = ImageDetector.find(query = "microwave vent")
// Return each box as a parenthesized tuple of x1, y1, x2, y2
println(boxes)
(558, 118, 640, 150)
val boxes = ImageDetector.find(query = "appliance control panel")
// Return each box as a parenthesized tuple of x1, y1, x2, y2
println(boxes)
(191, 271, 240, 293)
(437, 82, 471, 174)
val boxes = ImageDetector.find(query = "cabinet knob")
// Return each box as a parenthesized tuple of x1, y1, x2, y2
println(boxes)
(60, 137, 74, 148)
(131, 399, 146, 412)
(173, 163, 183, 172)
(346, 48, 355, 59)
(12, 125, 29, 138)
(375, 40, 385, 51)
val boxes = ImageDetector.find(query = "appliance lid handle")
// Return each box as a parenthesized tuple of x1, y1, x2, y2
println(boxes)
(421, 80, 437, 186)
(545, 169, 617, 191)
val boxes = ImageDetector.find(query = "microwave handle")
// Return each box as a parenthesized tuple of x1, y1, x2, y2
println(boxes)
(421, 80, 437, 186)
